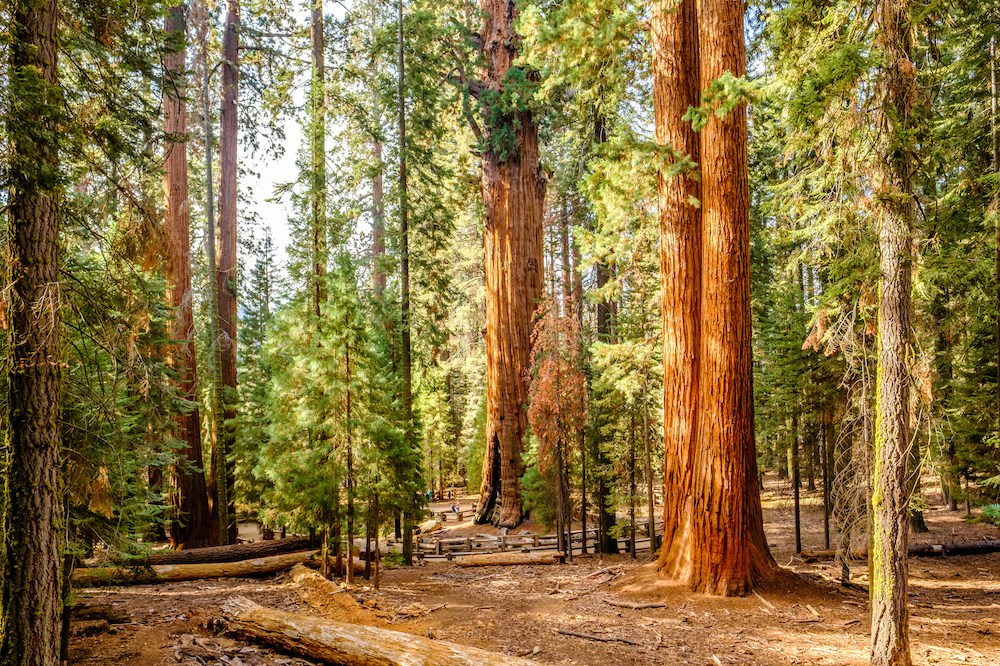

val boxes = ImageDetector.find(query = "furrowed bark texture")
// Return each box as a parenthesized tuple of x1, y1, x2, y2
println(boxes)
(163, 3, 215, 550)
(475, 0, 546, 529)
(653, 0, 776, 595)
(653, 0, 701, 581)
(870, 0, 915, 663)
(2, 0, 62, 660)
(215, 0, 240, 545)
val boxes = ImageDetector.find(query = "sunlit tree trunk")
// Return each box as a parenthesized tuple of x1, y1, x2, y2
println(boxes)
(214, 0, 240, 545)
(164, 3, 214, 549)
(654, 0, 776, 595)
(653, 0, 701, 580)
(1, 0, 62, 660)
(474, 0, 546, 529)
(870, 0, 916, 662)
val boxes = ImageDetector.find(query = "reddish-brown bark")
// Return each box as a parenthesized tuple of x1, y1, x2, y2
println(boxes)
(653, 0, 776, 595)
(163, 3, 215, 550)
(474, 0, 546, 529)
(214, 0, 239, 545)
(653, 0, 701, 581)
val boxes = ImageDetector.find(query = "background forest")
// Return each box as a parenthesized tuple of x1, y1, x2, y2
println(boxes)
(2, 0, 1000, 663)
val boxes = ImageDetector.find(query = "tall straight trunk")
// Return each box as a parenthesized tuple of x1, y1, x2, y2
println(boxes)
(311, 0, 326, 320)
(653, 0, 701, 580)
(823, 409, 833, 550)
(197, 1, 225, 545)
(164, 3, 214, 549)
(993, 37, 1000, 420)
(474, 0, 546, 529)
(594, 258, 618, 554)
(870, 0, 916, 662)
(687, 0, 775, 595)
(2, 0, 61, 660)
(214, 0, 240, 545)
(345, 318, 355, 584)
(629, 412, 637, 560)
(792, 417, 802, 554)
(571, 226, 587, 554)
(397, 0, 415, 564)
(642, 370, 655, 552)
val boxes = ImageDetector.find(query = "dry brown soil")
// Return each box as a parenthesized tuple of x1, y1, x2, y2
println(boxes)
(69, 477, 1000, 665)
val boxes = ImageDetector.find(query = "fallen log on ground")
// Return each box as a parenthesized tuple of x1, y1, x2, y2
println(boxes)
(800, 540, 1000, 563)
(220, 596, 539, 665)
(73, 550, 317, 586)
(453, 551, 564, 567)
(142, 537, 312, 566)
(289, 564, 385, 625)
(417, 519, 442, 535)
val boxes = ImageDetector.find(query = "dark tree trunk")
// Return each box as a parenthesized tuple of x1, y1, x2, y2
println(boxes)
(214, 0, 240, 545)
(870, 0, 916, 662)
(594, 259, 619, 554)
(164, 3, 215, 550)
(792, 417, 802, 554)
(2, 0, 62, 660)
(397, 0, 416, 565)
(474, 0, 546, 529)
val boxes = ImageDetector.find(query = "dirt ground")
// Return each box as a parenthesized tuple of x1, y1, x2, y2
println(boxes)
(69, 476, 1000, 665)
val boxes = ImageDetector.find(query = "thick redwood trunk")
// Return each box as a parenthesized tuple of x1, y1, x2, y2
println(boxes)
(653, 0, 775, 595)
(653, 0, 701, 580)
(2, 0, 62, 660)
(474, 0, 546, 529)
(215, 0, 240, 545)
(870, 0, 916, 663)
(163, 3, 215, 550)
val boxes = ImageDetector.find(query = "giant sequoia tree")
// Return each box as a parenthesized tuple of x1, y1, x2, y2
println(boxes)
(653, 0, 775, 595)
(1, 0, 63, 660)
(474, 0, 547, 528)
(163, 1, 215, 550)
(215, 0, 240, 545)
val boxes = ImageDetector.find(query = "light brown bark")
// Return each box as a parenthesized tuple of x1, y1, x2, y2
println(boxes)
(145, 536, 312, 566)
(2, 0, 62, 660)
(221, 597, 540, 665)
(870, 0, 916, 663)
(163, 3, 215, 551)
(214, 0, 240, 545)
(475, 0, 546, 529)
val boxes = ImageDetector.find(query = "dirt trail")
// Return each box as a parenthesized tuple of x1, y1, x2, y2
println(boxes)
(70, 480, 1000, 665)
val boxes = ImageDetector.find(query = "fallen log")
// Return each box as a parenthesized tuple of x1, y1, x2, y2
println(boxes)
(220, 596, 539, 665)
(554, 628, 640, 646)
(289, 564, 385, 625)
(68, 601, 131, 624)
(417, 519, 442, 535)
(73, 550, 317, 586)
(604, 599, 666, 610)
(141, 537, 312, 566)
(453, 551, 564, 567)
(800, 540, 1000, 563)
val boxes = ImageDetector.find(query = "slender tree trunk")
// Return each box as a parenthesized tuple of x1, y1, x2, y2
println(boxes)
(629, 412, 637, 560)
(397, 0, 416, 564)
(197, 1, 225, 545)
(594, 258, 619, 554)
(870, 0, 916, 662)
(992, 36, 1000, 421)
(346, 319, 355, 585)
(793, 417, 802, 554)
(163, 3, 214, 549)
(571, 233, 587, 555)
(474, 0, 546, 529)
(823, 409, 833, 550)
(215, 0, 240, 545)
(2, 0, 62, 659)
(642, 370, 655, 553)
(311, 0, 326, 321)
(653, 0, 701, 580)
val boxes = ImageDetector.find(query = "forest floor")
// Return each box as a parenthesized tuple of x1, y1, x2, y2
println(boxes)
(69, 476, 1000, 665)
